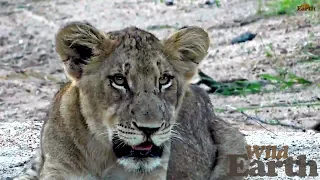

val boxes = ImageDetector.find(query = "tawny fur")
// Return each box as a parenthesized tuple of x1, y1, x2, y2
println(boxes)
(13, 22, 248, 180)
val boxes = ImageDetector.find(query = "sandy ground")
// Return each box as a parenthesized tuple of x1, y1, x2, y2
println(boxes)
(0, 0, 320, 179)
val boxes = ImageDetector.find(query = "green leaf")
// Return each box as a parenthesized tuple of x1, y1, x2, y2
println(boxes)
(259, 74, 282, 83)
(268, 119, 280, 125)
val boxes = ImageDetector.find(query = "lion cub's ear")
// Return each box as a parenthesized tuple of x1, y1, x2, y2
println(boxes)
(55, 22, 117, 81)
(163, 26, 210, 80)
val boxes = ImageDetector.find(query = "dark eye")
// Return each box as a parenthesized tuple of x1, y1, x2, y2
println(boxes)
(159, 75, 174, 90)
(109, 74, 126, 86)
(159, 75, 170, 86)
(114, 75, 125, 86)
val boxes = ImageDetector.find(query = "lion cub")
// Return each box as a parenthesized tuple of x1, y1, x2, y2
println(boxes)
(14, 22, 248, 180)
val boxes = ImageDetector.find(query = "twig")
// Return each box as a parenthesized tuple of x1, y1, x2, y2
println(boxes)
(239, 111, 278, 136)
(216, 101, 320, 112)
(226, 105, 305, 135)
(8, 159, 30, 168)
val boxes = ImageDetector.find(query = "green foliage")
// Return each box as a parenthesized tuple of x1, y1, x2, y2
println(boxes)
(300, 42, 320, 63)
(214, 0, 221, 7)
(264, 43, 274, 57)
(264, 0, 318, 16)
(197, 71, 263, 96)
(259, 72, 312, 90)
(257, 0, 263, 14)
(198, 70, 312, 96)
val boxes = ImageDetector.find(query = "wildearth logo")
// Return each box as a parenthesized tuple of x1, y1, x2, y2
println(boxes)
(297, 3, 316, 11)
(227, 145, 319, 177)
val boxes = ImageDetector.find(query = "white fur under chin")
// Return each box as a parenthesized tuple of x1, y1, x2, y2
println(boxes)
(117, 157, 161, 173)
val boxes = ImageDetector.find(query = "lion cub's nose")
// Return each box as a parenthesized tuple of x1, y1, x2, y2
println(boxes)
(132, 122, 160, 137)
(138, 127, 160, 137)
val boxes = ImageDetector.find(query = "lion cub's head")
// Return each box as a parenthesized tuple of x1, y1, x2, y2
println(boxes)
(55, 22, 209, 173)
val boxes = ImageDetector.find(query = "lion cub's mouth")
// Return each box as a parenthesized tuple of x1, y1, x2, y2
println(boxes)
(132, 142, 153, 151)
(112, 136, 163, 158)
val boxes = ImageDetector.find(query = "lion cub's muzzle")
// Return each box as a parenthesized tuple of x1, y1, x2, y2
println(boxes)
(112, 137, 164, 159)
(112, 121, 171, 159)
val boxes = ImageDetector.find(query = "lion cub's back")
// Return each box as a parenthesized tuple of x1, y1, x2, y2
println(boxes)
(167, 85, 217, 179)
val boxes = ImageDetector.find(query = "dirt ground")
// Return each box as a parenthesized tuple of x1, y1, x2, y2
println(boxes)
(0, 0, 319, 179)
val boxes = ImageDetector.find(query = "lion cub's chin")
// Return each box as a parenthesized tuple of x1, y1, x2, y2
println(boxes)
(117, 157, 162, 173)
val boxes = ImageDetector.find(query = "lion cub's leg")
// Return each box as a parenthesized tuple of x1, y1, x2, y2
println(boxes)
(39, 162, 67, 180)
(209, 117, 249, 180)
(102, 166, 167, 180)
(39, 156, 90, 180)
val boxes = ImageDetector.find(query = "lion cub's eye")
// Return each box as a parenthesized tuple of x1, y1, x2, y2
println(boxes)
(108, 74, 128, 91)
(159, 75, 173, 90)
(113, 75, 126, 86)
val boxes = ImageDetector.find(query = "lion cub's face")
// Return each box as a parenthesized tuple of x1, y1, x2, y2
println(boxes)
(55, 22, 209, 173)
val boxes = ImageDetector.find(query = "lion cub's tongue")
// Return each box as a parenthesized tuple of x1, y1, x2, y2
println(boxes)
(132, 142, 153, 151)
